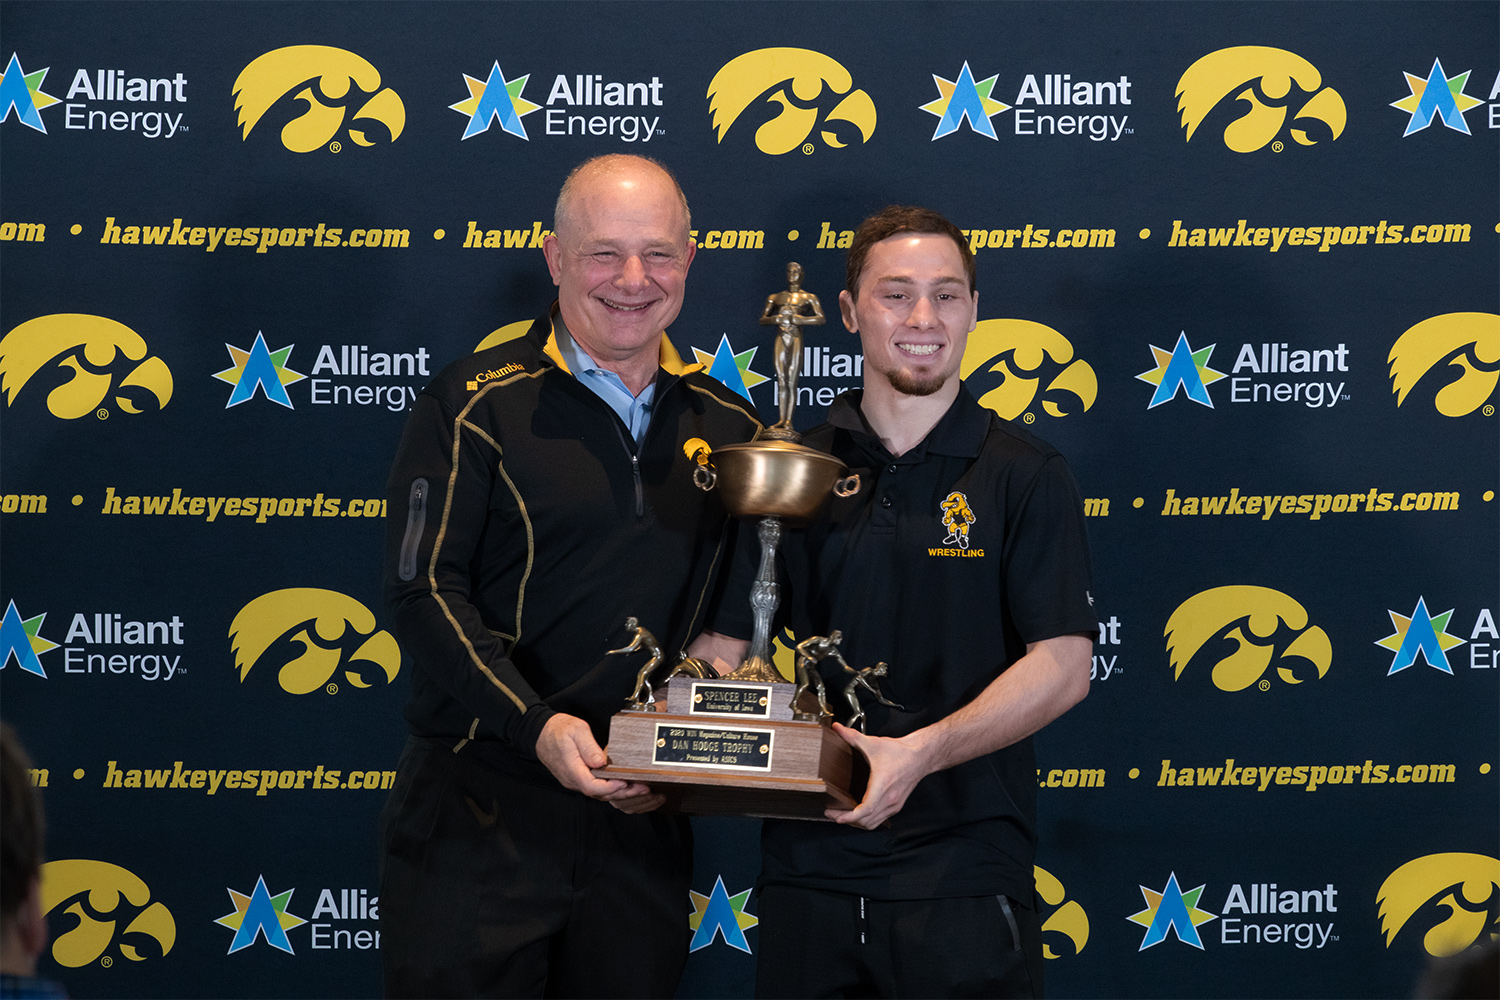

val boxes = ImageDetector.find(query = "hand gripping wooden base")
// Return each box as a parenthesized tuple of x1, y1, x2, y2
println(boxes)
(592, 681, 864, 821)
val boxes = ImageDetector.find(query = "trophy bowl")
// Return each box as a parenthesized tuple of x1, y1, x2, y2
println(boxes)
(697, 439, 859, 523)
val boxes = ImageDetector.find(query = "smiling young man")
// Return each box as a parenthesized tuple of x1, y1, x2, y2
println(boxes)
(379, 155, 757, 998)
(740, 206, 1097, 998)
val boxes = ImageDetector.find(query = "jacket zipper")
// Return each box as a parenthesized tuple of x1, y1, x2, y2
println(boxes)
(397, 478, 428, 580)
(611, 421, 644, 517)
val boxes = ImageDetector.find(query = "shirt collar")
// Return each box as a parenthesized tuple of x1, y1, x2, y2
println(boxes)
(541, 304, 701, 377)
(828, 383, 990, 462)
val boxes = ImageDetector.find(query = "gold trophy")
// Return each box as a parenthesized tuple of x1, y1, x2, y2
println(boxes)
(593, 264, 887, 820)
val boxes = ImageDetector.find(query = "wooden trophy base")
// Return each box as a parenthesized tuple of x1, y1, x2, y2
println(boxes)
(593, 704, 865, 821)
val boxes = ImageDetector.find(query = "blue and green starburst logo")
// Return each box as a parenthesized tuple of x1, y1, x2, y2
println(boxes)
(0, 600, 58, 678)
(1137, 332, 1226, 409)
(919, 61, 1010, 140)
(694, 334, 769, 403)
(215, 876, 307, 954)
(451, 61, 541, 140)
(215, 332, 305, 408)
(1376, 596, 1466, 675)
(688, 875, 759, 953)
(1390, 58, 1483, 137)
(0, 53, 61, 133)
(1128, 872, 1217, 950)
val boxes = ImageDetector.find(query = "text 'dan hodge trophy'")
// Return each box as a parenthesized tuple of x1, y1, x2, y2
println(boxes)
(592, 263, 892, 821)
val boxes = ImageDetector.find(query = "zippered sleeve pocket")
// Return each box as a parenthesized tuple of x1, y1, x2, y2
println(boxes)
(397, 478, 429, 581)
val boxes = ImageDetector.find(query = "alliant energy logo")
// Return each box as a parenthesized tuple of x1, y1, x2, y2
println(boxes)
(1011, 71, 1132, 142)
(1, 53, 187, 138)
(1228, 340, 1349, 409)
(1138, 332, 1225, 409)
(1176, 46, 1346, 153)
(454, 59, 662, 144)
(688, 875, 758, 953)
(233, 45, 404, 153)
(229, 588, 400, 695)
(0, 53, 62, 132)
(40, 859, 176, 967)
(216, 876, 306, 954)
(1165, 586, 1332, 692)
(1388, 312, 1499, 418)
(919, 63, 1133, 142)
(1130, 872, 1339, 951)
(1391, 59, 1484, 136)
(708, 48, 875, 155)
(1128, 873, 1216, 949)
(217, 879, 379, 955)
(1036, 866, 1089, 959)
(1378, 853, 1499, 957)
(0, 314, 173, 419)
(451, 60, 540, 139)
(920, 62, 1009, 139)
(308, 343, 430, 412)
(215, 331, 304, 408)
(0, 599, 58, 678)
(62, 610, 185, 682)
(1376, 597, 1467, 675)
(693, 335, 770, 403)
(963, 319, 1096, 421)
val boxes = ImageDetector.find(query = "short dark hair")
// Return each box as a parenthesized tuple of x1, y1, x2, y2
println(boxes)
(845, 205, 975, 298)
(1, 723, 44, 924)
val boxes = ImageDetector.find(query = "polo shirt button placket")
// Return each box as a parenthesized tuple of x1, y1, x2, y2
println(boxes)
(880, 495, 893, 508)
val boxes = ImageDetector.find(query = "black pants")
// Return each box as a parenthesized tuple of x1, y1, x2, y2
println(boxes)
(754, 885, 1044, 999)
(379, 737, 692, 998)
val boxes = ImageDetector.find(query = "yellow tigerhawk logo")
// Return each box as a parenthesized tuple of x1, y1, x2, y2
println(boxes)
(1377, 853, 1500, 957)
(229, 588, 400, 695)
(1388, 312, 1499, 418)
(1176, 46, 1346, 152)
(708, 48, 876, 155)
(0, 314, 173, 419)
(1165, 586, 1332, 692)
(40, 860, 176, 967)
(1035, 866, 1089, 959)
(233, 45, 405, 153)
(939, 492, 976, 549)
(961, 319, 1097, 420)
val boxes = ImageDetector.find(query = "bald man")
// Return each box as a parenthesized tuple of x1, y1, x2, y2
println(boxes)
(380, 155, 757, 997)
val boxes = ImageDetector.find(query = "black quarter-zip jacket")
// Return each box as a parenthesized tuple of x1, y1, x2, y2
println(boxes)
(384, 308, 760, 782)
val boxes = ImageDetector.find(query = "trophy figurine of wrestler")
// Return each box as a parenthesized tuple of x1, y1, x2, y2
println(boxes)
(759, 261, 826, 439)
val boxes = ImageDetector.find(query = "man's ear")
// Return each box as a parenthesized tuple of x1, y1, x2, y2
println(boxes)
(839, 290, 859, 333)
(542, 233, 563, 286)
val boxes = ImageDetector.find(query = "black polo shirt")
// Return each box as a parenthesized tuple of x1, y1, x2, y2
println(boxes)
(734, 385, 1096, 902)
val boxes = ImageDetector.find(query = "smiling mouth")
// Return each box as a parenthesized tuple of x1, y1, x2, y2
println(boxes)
(897, 343, 940, 356)
(599, 297, 656, 312)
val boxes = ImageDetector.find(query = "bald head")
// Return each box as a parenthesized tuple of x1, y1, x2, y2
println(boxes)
(553, 155, 691, 241)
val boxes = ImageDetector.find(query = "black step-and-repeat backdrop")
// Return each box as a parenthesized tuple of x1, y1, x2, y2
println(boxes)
(2, 3, 1496, 997)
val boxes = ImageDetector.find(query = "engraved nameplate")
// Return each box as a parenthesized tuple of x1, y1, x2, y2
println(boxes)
(653, 724, 774, 770)
(689, 681, 773, 718)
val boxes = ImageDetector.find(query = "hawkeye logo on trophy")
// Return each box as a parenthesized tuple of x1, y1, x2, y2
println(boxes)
(593, 265, 897, 819)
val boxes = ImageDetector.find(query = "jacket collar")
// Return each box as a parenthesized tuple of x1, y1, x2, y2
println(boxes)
(538, 302, 701, 377)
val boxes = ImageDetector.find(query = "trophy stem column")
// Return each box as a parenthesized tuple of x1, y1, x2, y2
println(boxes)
(728, 516, 786, 683)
